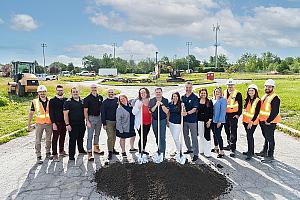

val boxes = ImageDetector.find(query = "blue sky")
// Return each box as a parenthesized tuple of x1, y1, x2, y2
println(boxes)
(0, 0, 300, 66)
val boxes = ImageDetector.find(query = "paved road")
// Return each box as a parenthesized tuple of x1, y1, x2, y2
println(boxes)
(1, 83, 300, 200)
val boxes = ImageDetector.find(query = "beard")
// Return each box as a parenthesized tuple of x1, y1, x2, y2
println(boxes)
(265, 88, 273, 94)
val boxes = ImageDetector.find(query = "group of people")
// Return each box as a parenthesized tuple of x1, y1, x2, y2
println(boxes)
(28, 78, 281, 164)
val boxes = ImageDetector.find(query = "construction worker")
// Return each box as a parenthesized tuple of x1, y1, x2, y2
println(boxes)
(49, 85, 67, 162)
(256, 79, 281, 163)
(84, 84, 104, 161)
(63, 87, 87, 161)
(242, 84, 261, 161)
(224, 78, 243, 157)
(28, 85, 52, 164)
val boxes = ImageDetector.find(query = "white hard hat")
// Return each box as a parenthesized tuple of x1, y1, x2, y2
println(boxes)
(226, 78, 236, 85)
(248, 84, 258, 91)
(37, 85, 47, 92)
(264, 79, 276, 87)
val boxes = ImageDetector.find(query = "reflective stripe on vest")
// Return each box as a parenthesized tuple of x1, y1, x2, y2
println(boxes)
(243, 98, 260, 125)
(33, 99, 51, 124)
(259, 93, 281, 123)
(224, 89, 239, 113)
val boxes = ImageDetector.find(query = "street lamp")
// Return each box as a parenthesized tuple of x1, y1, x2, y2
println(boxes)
(41, 43, 47, 69)
(213, 23, 220, 70)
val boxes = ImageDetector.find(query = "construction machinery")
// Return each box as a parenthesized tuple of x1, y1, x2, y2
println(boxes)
(8, 61, 39, 96)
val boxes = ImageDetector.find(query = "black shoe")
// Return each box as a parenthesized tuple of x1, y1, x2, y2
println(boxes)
(113, 149, 119, 155)
(79, 150, 87, 154)
(129, 148, 138, 153)
(36, 156, 43, 164)
(211, 148, 219, 153)
(217, 154, 225, 158)
(255, 151, 267, 157)
(108, 151, 113, 160)
(45, 152, 51, 159)
(69, 157, 75, 161)
(192, 155, 198, 162)
(229, 151, 236, 157)
(142, 151, 149, 155)
(122, 152, 127, 157)
(223, 145, 231, 151)
(245, 155, 252, 161)
(183, 150, 193, 154)
(261, 156, 274, 163)
(242, 151, 248, 155)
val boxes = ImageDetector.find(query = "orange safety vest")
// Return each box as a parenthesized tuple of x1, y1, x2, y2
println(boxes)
(224, 89, 239, 113)
(259, 93, 281, 123)
(32, 98, 52, 124)
(243, 98, 260, 125)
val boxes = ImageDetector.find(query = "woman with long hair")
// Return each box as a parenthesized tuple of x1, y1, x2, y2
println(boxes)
(132, 87, 151, 155)
(116, 94, 136, 157)
(167, 92, 182, 156)
(197, 88, 213, 158)
(242, 84, 261, 160)
(211, 87, 227, 158)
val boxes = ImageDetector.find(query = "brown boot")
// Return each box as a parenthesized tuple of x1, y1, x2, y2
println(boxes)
(94, 144, 104, 155)
(88, 152, 94, 161)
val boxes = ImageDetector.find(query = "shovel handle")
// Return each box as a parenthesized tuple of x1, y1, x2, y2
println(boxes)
(140, 101, 144, 153)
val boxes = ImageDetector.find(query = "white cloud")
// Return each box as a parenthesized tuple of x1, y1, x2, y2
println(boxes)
(192, 46, 233, 61)
(10, 14, 38, 31)
(47, 55, 83, 66)
(0, 18, 4, 24)
(65, 40, 158, 61)
(88, 1, 300, 48)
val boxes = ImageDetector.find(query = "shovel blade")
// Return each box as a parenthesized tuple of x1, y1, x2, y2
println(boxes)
(175, 154, 186, 165)
(153, 153, 164, 163)
(142, 154, 148, 164)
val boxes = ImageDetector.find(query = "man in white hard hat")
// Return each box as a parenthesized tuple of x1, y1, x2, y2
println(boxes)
(28, 85, 52, 164)
(224, 78, 243, 157)
(256, 79, 281, 163)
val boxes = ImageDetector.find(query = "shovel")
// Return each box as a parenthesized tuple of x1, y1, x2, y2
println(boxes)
(138, 101, 148, 164)
(176, 103, 187, 165)
(153, 103, 164, 163)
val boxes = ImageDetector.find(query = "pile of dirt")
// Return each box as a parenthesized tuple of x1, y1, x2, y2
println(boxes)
(94, 161, 232, 200)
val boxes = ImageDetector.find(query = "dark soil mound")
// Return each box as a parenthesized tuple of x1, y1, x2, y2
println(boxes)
(94, 161, 231, 200)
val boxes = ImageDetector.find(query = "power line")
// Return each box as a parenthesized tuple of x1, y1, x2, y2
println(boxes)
(213, 23, 220, 70)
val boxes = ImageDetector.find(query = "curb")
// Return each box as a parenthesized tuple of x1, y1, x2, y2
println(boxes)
(277, 123, 300, 137)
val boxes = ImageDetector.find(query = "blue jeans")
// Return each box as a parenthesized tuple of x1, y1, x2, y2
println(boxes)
(86, 115, 102, 152)
(152, 118, 167, 154)
(212, 123, 224, 150)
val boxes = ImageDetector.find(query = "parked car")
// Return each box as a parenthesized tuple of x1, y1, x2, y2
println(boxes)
(61, 71, 71, 77)
(36, 74, 47, 81)
(77, 71, 95, 76)
(46, 75, 58, 81)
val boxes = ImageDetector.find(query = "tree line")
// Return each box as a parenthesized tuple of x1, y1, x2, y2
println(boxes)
(2, 51, 299, 76)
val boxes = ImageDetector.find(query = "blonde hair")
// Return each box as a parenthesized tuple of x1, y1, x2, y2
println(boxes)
(118, 94, 128, 106)
(213, 87, 223, 100)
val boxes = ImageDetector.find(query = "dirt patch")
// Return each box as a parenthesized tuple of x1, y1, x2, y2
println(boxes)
(94, 161, 232, 200)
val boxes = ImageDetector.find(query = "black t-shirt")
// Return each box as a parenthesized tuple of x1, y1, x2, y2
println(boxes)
(181, 93, 199, 123)
(63, 97, 85, 125)
(197, 100, 213, 122)
(148, 97, 169, 120)
(31, 97, 48, 111)
(101, 97, 119, 125)
(83, 93, 103, 116)
(49, 96, 67, 123)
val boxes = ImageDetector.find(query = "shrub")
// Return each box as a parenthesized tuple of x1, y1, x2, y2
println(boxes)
(0, 96, 9, 107)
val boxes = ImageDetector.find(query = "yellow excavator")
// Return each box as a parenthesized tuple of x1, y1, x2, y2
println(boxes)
(8, 61, 39, 96)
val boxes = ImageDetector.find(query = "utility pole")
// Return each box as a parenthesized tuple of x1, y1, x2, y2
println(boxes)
(213, 23, 220, 70)
(112, 43, 117, 60)
(186, 42, 192, 72)
(41, 43, 47, 69)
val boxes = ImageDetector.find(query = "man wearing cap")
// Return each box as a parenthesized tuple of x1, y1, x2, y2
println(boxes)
(224, 78, 243, 157)
(256, 79, 281, 163)
(84, 84, 104, 161)
(28, 85, 52, 164)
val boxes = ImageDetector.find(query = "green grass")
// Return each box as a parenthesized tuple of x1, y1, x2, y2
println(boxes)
(194, 79, 300, 133)
(213, 72, 300, 80)
(0, 77, 119, 140)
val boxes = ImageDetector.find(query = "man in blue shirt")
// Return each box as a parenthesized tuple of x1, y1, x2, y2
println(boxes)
(149, 88, 169, 156)
(181, 81, 199, 161)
